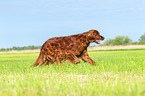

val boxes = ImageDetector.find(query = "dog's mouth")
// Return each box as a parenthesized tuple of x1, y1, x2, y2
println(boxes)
(95, 40, 100, 44)
(95, 36, 104, 44)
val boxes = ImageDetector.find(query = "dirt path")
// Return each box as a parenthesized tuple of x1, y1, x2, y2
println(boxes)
(0, 45, 145, 54)
(0, 49, 40, 54)
(88, 45, 145, 51)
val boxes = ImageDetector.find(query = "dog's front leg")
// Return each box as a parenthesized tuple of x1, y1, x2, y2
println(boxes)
(80, 50, 96, 65)
(81, 55, 96, 65)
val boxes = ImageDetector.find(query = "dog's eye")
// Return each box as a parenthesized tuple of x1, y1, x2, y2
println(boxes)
(94, 32, 98, 35)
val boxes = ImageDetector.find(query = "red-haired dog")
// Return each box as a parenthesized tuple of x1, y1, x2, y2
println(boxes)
(31, 30, 104, 66)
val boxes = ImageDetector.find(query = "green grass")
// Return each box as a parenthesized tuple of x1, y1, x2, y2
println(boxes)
(0, 50, 145, 96)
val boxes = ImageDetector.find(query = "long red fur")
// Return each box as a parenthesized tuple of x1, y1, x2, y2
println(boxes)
(31, 30, 104, 67)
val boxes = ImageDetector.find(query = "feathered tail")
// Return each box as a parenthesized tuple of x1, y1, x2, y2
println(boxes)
(31, 52, 44, 67)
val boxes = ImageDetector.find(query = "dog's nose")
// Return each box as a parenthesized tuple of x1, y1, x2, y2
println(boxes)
(102, 36, 105, 40)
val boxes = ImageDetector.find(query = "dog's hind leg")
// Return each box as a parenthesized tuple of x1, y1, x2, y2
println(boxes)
(40, 59, 49, 66)
(40, 55, 55, 66)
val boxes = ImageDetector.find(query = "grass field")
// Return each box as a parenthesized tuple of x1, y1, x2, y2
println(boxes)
(0, 50, 145, 96)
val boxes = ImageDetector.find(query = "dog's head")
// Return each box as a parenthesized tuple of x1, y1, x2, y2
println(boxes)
(87, 30, 104, 44)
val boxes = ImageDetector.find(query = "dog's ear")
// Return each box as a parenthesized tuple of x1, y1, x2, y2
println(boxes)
(87, 30, 95, 37)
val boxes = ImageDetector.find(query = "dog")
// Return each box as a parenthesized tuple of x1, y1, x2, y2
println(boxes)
(31, 29, 104, 66)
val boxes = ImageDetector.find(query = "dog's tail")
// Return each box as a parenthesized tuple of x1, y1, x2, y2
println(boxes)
(31, 52, 44, 67)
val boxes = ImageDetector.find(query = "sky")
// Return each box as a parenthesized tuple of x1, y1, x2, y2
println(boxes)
(0, 0, 145, 48)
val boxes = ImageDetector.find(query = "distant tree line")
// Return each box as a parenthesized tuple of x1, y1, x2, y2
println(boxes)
(0, 45, 41, 51)
(102, 33, 145, 46)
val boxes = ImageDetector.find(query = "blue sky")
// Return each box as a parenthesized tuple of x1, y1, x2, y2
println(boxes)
(0, 0, 145, 48)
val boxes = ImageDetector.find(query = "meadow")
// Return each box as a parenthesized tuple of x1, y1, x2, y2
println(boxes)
(0, 50, 145, 96)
